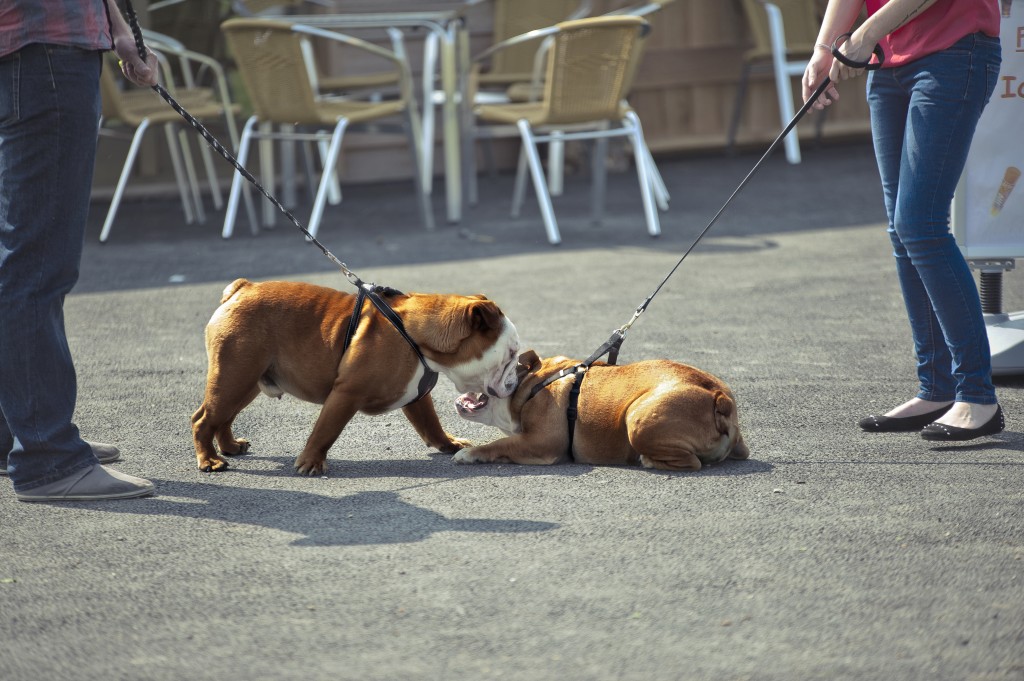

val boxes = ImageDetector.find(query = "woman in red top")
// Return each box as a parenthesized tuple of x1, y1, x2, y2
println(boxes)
(803, 0, 1004, 441)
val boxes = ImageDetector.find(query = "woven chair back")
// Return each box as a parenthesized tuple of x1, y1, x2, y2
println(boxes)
(488, 0, 588, 82)
(222, 19, 322, 125)
(540, 16, 646, 125)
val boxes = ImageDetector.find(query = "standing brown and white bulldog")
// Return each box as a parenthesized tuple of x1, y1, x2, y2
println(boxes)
(453, 350, 749, 471)
(191, 279, 521, 475)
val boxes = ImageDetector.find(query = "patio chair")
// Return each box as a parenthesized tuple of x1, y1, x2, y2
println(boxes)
(230, 0, 401, 98)
(142, 29, 242, 207)
(96, 46, 240, 242)
(503, 0, 674, 102)
(726, 0, 824, 164)
(471, 15, 660, 245)
(220, 18, 433, 239)
(461, 0, 592, 195)
(476, 0, 593, 95)
(499, 0, 675, 205)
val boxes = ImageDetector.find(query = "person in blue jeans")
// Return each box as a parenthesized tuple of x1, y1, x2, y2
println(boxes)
(0, 0, 159, 500)
(802, 0, 1005, 441)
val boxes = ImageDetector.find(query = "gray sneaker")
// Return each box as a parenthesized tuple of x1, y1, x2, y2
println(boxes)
(1, 441, 120, 476)
(16, 464, 154, 502)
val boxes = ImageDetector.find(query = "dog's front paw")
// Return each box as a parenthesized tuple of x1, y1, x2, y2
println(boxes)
(452, 447, 484, 464)
(438, 435, 473, 454)
(294, 453, 327, 476)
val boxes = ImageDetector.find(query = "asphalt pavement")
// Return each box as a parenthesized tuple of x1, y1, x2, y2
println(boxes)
(2, 140, 1022, 681)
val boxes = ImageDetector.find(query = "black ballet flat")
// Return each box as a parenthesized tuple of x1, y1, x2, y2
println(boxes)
(920, 406, 1005, 442)
(858, 405, 953, 433)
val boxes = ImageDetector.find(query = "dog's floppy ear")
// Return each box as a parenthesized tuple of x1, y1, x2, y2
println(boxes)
(515, 350, 541, 383)
(517, 350, 541, 376)
(468, 298, 503, 332)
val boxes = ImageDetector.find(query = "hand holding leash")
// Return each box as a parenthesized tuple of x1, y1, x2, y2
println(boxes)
(804, 33, 884, 111)
(829, 31, 886, 80)
(113, 0, 157, 86)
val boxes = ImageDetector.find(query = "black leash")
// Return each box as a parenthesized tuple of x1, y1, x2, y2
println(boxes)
(577, 33, 886, 370)
(120, 0, 442, 400)
(120, 0, 368, 289)
(525, 34, 883, 458)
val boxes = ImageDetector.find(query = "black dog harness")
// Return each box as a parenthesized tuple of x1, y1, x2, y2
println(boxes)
(342, 284, 438, 406)
(522, 329, 628, 461)
(525, 362, 594, 462)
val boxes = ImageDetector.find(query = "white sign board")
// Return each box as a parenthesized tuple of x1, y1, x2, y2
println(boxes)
(953, 0, 1024, 259)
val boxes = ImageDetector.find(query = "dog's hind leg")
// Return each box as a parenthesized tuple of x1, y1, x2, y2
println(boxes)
(625, 396, 704, 472)
(192, 372, 264, 472)
(192, 402, 230, 473)
(215, 385, 260, 456)
(634, 443, 703, 472)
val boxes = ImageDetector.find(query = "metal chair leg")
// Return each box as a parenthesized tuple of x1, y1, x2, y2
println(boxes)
(591, 136, 608, 225)
(516, 119, 561, 245)
(197, 136, 224, 210)
(420, 30, 440, 194)
(99, 119, 151, 243)
(625, 111, 660, 237)
(307, 120, 349, 239)
(259, 121, 275, 227)
(511, 143, 529, 218)
(404, 108, 436, 231)
(175, 126, 206, 224)
(548, 130, 565, 197)
(222, 115, 258, 239)
(163, 123, 196, 225)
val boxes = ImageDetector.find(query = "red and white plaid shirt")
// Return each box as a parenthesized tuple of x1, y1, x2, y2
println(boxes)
(0, 0, 113, 58)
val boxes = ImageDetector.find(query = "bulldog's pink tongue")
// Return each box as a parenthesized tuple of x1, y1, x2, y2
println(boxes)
(456, 392, 488, 412)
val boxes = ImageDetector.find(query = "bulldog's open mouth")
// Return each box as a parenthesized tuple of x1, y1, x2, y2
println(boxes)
(455, 392, 489, 416)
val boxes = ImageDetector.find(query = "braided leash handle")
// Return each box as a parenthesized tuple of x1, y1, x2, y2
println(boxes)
(122, 0, 149, 61)
(118, 0, 363, 286)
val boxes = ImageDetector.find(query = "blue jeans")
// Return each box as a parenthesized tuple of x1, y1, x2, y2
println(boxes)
(0, 44, 103, 491)
(867, 33, 1001, 405)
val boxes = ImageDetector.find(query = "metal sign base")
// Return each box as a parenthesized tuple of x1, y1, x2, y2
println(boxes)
(986, 311, 1024, 376)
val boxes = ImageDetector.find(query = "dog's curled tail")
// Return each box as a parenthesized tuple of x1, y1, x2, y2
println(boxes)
(220, 278, 251, 304)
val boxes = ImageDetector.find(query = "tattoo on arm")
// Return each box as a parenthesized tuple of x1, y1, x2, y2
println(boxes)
(895, 0, 932, 30)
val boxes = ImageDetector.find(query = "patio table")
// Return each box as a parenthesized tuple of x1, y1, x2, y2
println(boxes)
(275, 1, 489, 224)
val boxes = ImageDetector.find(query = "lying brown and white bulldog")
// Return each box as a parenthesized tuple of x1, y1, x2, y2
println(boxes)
(191, 279, 520, 475)
(453, 350, 749, 471)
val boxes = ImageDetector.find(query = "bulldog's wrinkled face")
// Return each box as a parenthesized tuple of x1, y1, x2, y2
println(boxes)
(444, 316, 521, 399)
(455, 390, 518, 435)
(455, 349, 537, 435)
